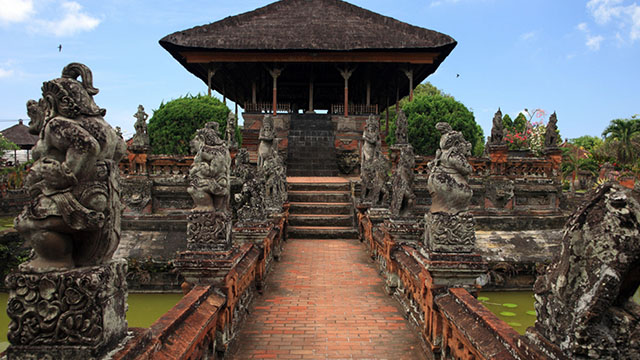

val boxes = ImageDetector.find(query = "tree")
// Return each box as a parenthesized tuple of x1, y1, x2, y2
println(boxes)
(561, 144, 599, 194)
(0, 133, 19, 164)
(502, 114, 513, 129)
(601, 117, 640, 165)
(383, 83, 484, 156)
(569, 135, 603, 153)
(148, 94, 231, 155)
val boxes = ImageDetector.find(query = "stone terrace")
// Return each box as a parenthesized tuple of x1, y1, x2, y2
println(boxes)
(226, 238, 427, 359)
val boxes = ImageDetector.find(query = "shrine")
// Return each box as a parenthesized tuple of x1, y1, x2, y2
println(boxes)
(160, 0, 456, 175)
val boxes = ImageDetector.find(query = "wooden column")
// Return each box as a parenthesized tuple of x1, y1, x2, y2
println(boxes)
(308, 79, 314, 112)
(269, 68, 282, 116)
(366, 79, 371, 106)
(395, 86, 400, 113)
(385, 96, 390, 137)
(403, 68, 414, 102)
(339, 67, 355, 117)
(251, 82, 257, 104)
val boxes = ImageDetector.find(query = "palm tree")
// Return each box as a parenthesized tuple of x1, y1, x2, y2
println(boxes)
(562, 144, 599, 194)
(601, 118, 640, 165)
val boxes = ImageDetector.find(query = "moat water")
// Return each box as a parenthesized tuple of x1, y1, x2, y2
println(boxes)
(0, 292, 182, 353)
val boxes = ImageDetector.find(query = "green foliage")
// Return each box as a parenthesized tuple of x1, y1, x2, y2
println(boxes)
(382, 82, 484, 156)
(0, 227, 31, 279)
(512, 113, 527, 133)
(0, 133, 18, 152)
(148, 94, 231, 155)
(569, 135, 604, 152)
(502, 114, 513, 129)
(601, 117, 640, 165)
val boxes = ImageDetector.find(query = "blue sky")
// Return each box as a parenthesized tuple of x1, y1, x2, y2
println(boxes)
(0, 0, 638, 140)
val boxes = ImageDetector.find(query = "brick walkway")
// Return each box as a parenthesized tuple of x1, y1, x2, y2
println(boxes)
(226, 239, 426, 360)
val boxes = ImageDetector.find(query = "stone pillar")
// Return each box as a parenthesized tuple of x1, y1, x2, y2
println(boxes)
(403, 69, 414, 102)
(251, 81, 257, 105)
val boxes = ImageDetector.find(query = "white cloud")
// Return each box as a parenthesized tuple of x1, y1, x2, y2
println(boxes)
(0, 68, 14, 78)
(0, 0, 34, 23)
(520, 31, 536, 41)
(586, 34, 605, 50)
(585, 0, 640, 43)
(577, 22, 589, 32)
(33, 1, 100, 36)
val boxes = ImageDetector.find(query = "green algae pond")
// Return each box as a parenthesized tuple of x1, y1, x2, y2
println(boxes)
(477, 291, 537, 335)
(0, 292, 183, 353)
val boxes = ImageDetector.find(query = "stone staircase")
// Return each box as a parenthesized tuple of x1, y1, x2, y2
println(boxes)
(286, 114, 338, 177)
(287, 180, 358, 240)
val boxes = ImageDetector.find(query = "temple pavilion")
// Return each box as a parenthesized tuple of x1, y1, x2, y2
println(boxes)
(160, 0, 456, 176)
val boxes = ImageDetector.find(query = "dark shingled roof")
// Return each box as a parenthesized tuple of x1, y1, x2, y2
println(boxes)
(1, 120, 38, 148)
(160, 0, 456, 52)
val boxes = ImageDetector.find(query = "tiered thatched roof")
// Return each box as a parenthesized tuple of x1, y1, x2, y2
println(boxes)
(1, 120, 38, 149)
(160, 0, 457, 110)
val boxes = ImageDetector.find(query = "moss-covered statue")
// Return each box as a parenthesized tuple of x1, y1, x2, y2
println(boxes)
(361, 114, 390, 206)
(188, 121, 230, 212)
(15, 63, 127, 270)
(424, 122, 475, 252)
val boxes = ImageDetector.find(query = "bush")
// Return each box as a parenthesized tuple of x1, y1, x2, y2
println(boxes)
(148, 94, 233, 155)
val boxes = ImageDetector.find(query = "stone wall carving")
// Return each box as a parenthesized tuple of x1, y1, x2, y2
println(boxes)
(15, 62, 127, 270)
(424, 122, 476, 253)
(187, 121, 231, 250)
(261, 155, 287, 212)
(258, 115, 276, 168)
(390, 144, 416, 217)
(530, 183, 640, 359)
(361, 114, 390, 206)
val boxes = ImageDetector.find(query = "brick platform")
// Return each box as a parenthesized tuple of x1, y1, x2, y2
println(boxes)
(226, 239, 427, 359)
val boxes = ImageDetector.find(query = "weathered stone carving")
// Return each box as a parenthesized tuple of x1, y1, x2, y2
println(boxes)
(187, 121, 231, 250)
(231, 148, 252, 184)
(188, 122, 230, 211)
(395, 109, 408, 145)
(258, 115, 276, 168)
(424, 122, 476, 252)
(361, 114, 390, 206)
(484, 177, 514, 209)
(488, 108, 505, 146)
(235, 176, 267, 223)
(226, 112, 238, 149)
(390, 145, 416, 217)
(336, 152, 359, 175)
(530, 183, 640, 359)
(130, 104, 150, 151)
(544, 112, 559, 148)
(15, 63, 127, 270)
(5, 260, 127, 358)
(261, 154, 287, 212)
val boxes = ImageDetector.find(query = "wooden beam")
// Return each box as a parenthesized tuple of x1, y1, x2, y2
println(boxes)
(182, 51, 437, 64)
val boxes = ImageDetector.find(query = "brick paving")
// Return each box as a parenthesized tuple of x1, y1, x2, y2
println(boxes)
(226, 239, 426, 360)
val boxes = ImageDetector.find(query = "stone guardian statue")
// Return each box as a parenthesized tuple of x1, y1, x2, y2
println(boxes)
(424, 122, 476, 252)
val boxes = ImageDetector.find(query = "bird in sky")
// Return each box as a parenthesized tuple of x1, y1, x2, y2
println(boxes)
(58, 44, 62, 52)
(456, 74, 460, 78)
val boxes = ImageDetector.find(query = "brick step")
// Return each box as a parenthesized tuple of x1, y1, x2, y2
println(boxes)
(288, 214, 353, 227)
(287, 226, 359, 239)
(288, 191, 350, 203)
(287, 182, 350, 192)
(289, 202, 352, 215)
(287, 169, 339, 177)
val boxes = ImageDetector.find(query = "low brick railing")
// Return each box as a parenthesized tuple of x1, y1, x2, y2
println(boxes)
(357, 211, 550, 360)
(114, 212, 288, 359)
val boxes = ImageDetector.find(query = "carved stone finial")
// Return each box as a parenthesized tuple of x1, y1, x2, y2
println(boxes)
(15, 63, 127, 270)
(395, 109, 408, 145)
(544, 112, 559, 148)
(488, 108, 504, 146)
(530, 183, 640, 358)
(130, 104, 150, 151)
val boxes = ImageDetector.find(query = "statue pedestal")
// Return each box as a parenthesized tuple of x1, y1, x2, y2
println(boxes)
(424, 211, 476, 253)
(366, 207, 390, 224)
(187, 210, 231, 251)
(232, 221, 274, 246)
(423, 211, 487, 287)
(5, 260, 128, 360)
